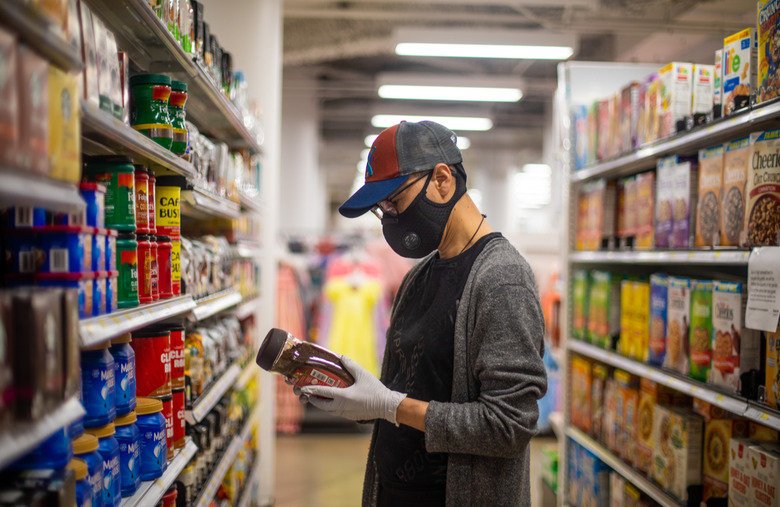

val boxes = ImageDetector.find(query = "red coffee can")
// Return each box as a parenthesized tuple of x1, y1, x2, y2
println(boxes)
(162, 485, 177, 507)
(131, 328, 171, 398)
(172, 387, 185, 450)
(156, 235, 173, 299)
(169, 324, 185, 389)
(136, 234, 152, 304)
(150, 238, 159, 301)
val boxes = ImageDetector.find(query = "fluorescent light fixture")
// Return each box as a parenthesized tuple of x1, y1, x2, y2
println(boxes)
(512, 164, 551, 209)
(364, 135, 378, 148)
(371, 115, 493, 131)
(360, 148, 371, 160)
(378, 84, 522, 102)
(457, 136, 470, 150)
(396, 43, 573, 60)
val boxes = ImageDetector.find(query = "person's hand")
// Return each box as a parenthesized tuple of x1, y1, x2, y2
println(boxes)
(300, 356, 407, 425)
(284, 376, 310, 404)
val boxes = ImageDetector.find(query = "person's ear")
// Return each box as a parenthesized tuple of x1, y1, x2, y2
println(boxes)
(431, 163, 453, 200)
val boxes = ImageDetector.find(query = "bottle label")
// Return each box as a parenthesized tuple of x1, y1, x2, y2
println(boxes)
(292, 367, 349, 389)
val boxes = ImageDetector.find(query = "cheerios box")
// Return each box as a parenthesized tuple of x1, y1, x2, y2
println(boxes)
(723, 28, 757, 116)
(663, 276, 691, 375)
(711, 281, 761, 394)
(651, 406, 704, 503)
(702, 417, 749, 502)
(758, 0, 780, 104)
(689, 280, 713, 383)
(767, 323, 780, 409)
(748, 442, 780, 507)
(744, 129, 780, 247)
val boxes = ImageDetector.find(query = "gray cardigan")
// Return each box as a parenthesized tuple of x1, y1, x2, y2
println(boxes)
(362, 236, 548, 506)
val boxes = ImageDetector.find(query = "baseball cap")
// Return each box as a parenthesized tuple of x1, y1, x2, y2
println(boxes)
(339, 120, 463, 218)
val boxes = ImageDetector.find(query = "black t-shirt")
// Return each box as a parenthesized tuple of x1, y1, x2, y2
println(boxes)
(374, 233, 501, 505)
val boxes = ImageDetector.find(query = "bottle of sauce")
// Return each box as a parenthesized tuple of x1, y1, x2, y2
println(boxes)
(256, 328, 354, 388)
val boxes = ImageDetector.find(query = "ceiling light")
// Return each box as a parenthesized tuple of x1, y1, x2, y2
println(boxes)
(457, 137, 471, 150)
(364, 135, 378, 148)
(396, 43, 573, 60)
(371, 115, 493, 131)
(378, 84, 522, 102)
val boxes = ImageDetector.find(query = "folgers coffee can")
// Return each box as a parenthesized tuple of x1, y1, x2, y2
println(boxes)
(169, 325, 185, 389)
(131, 328, 171, 398)
(154, 394, 174, 461)
(157, 236, 173, 299)
(133, 166, 150, 234)
(83, 155, 136, 232)
(117, 233, 139, 308)
(172, 388, 185, 450)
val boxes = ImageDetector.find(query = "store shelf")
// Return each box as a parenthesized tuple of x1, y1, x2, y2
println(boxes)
(118, 438, 198, 507)
(235, 361, 258, 391)
(81, 101, 197, 179)
(80, 295, 196, 348)
(233, 241, 264, 260)
(186, 361, 243, 424)
(566, 427, 683, 507)
(237, 458, 262, 507)
(0, 3, 83, 72)
(549, 412, 564, 440)
(191, 289, 243, 321)
(235, 296, 262, 321)
(567, 340, 780, 430)
(572, 100, 780, 182)
(239, 192, 263, 214)
(180, 188, 242, 220)
(569, 249, 752, 266)
(0, 396, 86, 470)
(0, 169, 84, 213)
(83, 0, 262, 153)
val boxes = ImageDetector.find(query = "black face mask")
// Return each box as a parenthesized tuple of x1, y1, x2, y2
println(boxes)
(381, 170, 467, 258)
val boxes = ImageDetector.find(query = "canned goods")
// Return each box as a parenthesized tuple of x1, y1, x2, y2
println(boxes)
(129, 74, 173, 150)
(148, 173, 157, 234)
(157, 236, 173, 299)
(150, 237, 159, 301)
(157, 394, 174, 460)
(116, 233, 139, 308)
(73, 433, 103, 507)
(79, 183, 106, 228)
(83, 156, 136, 232)
(106, 229, 117, 272)
(171, 238, 181, 296)
(154, 176, 182, 239)
(85, 423, 121, 507)
(109, 333, 136, 416)
(131, 328, 171, 398)
(92, 232, 106, 271)
(162, 485, 177, 507)
(135, 397, 167, 480)
(172, 388, 185, 450)
(168, 325, 185, 388)
(136, 234, 152, 304)
(114, 412, 141, 498)
(133, 166, 150, 234)
(93, 272, 106, 316)
(169, 81, 188, 156)
(80, 342, 116, 428)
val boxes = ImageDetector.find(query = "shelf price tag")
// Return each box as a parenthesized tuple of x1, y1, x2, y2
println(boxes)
(746, 247, 780, 332)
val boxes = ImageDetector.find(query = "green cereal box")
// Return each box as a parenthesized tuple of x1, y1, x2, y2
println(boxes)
(587, 270, 620, 349)
(572, 269, 589, 342)
(689, 280, 714, 383)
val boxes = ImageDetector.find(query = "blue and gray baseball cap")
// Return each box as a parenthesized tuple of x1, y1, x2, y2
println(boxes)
(339, 120, 463, 218)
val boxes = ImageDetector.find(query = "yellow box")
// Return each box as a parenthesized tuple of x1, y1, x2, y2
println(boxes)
(48, 64, 80, 183)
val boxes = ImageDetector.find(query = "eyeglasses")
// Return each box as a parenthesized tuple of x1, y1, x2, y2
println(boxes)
(370, 171, 430, 220)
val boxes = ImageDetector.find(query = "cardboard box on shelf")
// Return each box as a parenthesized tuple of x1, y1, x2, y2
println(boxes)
(723, 28, 757, 116)
(571, 356, 593, 434)
(695, 145, 724, 247)
(635, 171, 656, 249)
(572, 269, 589, 342)
(721, 136, 751, 246)
(78, 1, 99, 107)
(689, 279, 714, 383)
(744, 129, 780, 247)
(0, 28, 18, 168)
(750, 421, 780, 441)
(658, 62, 693, 138)
(47, 65, 80, 183)
(587, 270, 621, 350)
(670, 157, 698, 249)
(619, 82, 640, 154)
(615, 369, 639, 467)
(651, 406, 704, 503)
(730, 437, 758, 506)
(663, 276, 691, 375)
(767, 323, 780, 409)
(702, 417, 748, 502)
(714, 50, 724, 115)
(591, 362, 610, 441)
(649, 273, 669, 367)
(757, 0, 780, 104)
(655, 156, 676, 248)
(692, 64, 715, 126)
(748, 442, 780, 507)
(17, 44, 49, 175)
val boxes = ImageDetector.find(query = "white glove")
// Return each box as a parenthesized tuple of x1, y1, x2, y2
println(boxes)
(300, 356, 407, 425)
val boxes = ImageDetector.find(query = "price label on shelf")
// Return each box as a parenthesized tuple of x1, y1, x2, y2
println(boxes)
(746, 247, 780, 332)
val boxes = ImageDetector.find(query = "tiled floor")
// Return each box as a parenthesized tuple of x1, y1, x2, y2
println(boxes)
(273, 432, 558, 507)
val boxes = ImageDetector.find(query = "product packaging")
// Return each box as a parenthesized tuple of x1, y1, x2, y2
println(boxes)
(721, 136, 751, 246)
(711, 281, 761, 394)
(747, 442, 780, 507)
(610, 472, 626, 507)
(619, 279, 635, 358)
(17, 44, 49, 175)
(570, 357, 592, 433)
(619, 81, 640, 154)
(663, 277, 691, 374)
(48, 65, 81, 183)
(655, 156, 676, 248)
(635, 171, 655, 249)
(691, 64, 715, 126)
(670, 157, 698, 249)
(573, 104, 590, 170)
(730, 437, 759, 505)
(0, 294, 12, 432)
(637, 379, 682, 476)
(723, 28, 757, 116)
(701, 416, 748, 502)
(596, 96, 612, 161)
(577, 444, 611, 507)
(766, 323, 780, 409)
(590, 362, 609, 441)
(602, 377, 620, 454)
(641, 73, 660, 146)
(714, 49, 724, 118)
(695, 145, 724, 247)
(744, 129, 780, 246)
(91, 14, 112, 114)
(105, 29, 123, 120)
(572, 269, 589, 342)
(648, 273, 669, 367)
(651, 406, 704, 503)
(615, 370, 639, 467)
(689, 280, 713, 383)
(587, 270, 620, 350)
(758, 0, 780, 104)
(77, 1, 99, 108)
(0, 28, 18, 168)
(658, 62, 693, 138)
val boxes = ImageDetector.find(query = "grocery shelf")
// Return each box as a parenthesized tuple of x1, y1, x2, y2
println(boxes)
(191, 289, 243, 321)
(80, 295, 196, 348)
(235, 296, 262, 321)
(572, 101, 780, 182)
(0, 3, 83, 72)
(180, 188, 242, 220)
(0, 396, 86, 470)
(237, 458, 262, 507)
(239, 192, 263, 214)
(567, 340, 780, 430)
(235, 360, 258, 391)
(186, 361, 243, 424)
(549, 412, 564, 440)
(566, 427, 683, 507)
(569, 249, 751, 266)
(118, 438, 198, 507)
(0, 168, 84, 213)
(83, 0, 262, 153)
(233, 241, 264, 260)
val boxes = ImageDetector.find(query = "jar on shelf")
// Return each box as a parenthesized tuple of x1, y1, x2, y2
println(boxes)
(116, 233, 139, 308)
(81, 341, 116, 428)
(114, 411, 141, 498)
(85, 422, 121, 507)
(136, 234, 152, 304)
(133, 166, 150, 234)
(109, 333, 136, 416)
(135, 397, 168, 480)
(73, 433, 102, 506)
(83, 156, 137, 232)
(170, 80, 188, 156)
(129, 74, 173, 150)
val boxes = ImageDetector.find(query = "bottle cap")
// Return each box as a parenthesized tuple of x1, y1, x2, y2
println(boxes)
(115, 411, 138, 426)
(136, 397, 163, 415)
(67, 458, 88, 481)
(73, 433, 99, 454)
(85, 423, 116, 439)
(256, 328, 290, 371)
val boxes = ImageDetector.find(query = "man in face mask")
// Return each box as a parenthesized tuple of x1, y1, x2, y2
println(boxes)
(297, 120, 547, 507)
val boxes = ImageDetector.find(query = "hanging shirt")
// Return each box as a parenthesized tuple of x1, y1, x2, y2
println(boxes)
(374, 232, 502, 505)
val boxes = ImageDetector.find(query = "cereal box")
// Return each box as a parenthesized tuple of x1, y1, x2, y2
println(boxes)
(591, 362, 609, 441)
(714, 49, 724, 116)
(721, 136, 751, 246)
(750, 422, 780, 441)
(78, 1, 99, 108)
(0, 28, 17, 168)
(573, 105, 590, 170)
(17, 44, 49, 175)
(658, 62, 693, 139)
(702, 418, 748, 501)
(568, 438, 580, 506)
(664, 276, 691, 375)
(603, 377, 620, 453)
(570, 357, 592, 434)
(689, 280, 714, 383)
(597, 98, 612, 162)
(767, 324, 780, 409)
(588, 270, 621, 349)
(655, 156, 676, 248)
(578, 444, 611, 507)
(615, 370, 639, 467)
(643, 73, 660, 145)
(608, 93, 621, 160)
(712, 281, 761, 394)
(617, 176, 638, 247)
(692, 64, 715, 126)
(730, 437, 758, 505)
(633, 280, 650, 362)
(723, 28, 757, 116)
(620, 82, 640, 154)
(48, 65, 80, 183)
(651, 406, 704, 503)
(636, 171, 656, 249)
(670, 157, 698, 249)
(610, 471, 626, 507)
(638, 378, 674, 475)
(572, 269, 589, 342)
(748, 442, 780, 507)
(576, 179, 617, 251)
(758, 0, 780, 104)
(588, 102, 599, 166)
(649, 273, 669, 367)
(619, 279, 635, 357)
(744, 129, 780, 247)
(695, 145, 724, 247)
